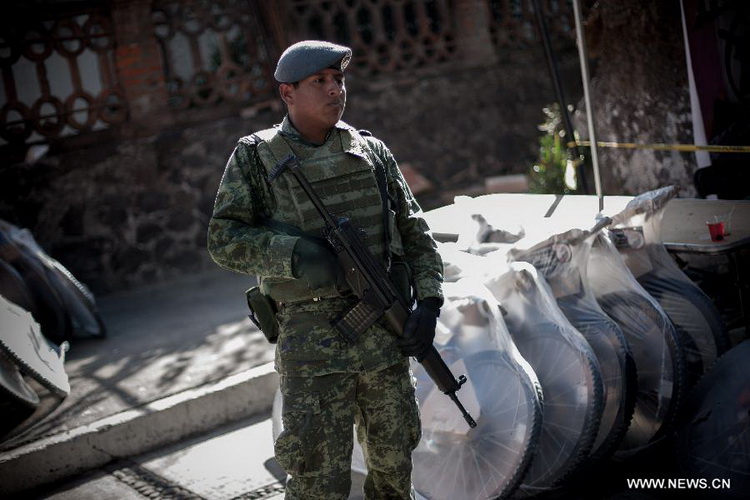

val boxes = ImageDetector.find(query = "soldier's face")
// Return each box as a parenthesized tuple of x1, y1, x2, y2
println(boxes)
(282, 69, 346, 135)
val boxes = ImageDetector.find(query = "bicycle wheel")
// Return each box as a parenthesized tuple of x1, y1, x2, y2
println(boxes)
(509, 323, 603, 492)
(412, 349, 543, 500)
(597, 291, 686, 457)
(638, 271, 730, 388)
(484, 260, 604, 491)
(676, 341, 750, 499)
(557, 293, 637, 463)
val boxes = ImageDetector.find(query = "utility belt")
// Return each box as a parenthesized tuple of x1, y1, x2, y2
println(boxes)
(246, 292, 346, 345)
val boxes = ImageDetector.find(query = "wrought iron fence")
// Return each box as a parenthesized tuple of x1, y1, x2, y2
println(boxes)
(289, 0, 457, 75)
(150, 0, 276, 110)
(287, 0, 574, 74)
(1, 0, 576, 148)
(488, 0, 574, 49)
(0, 8, 127, 146)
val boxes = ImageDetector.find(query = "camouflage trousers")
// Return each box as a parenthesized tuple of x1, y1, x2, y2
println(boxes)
(275, 360, 421, 500)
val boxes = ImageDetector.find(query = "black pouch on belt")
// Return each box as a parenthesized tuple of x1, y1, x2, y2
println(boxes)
(246, 286, 279, 343)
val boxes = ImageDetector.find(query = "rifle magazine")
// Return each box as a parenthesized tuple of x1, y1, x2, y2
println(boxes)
(332, 299, 382, 343)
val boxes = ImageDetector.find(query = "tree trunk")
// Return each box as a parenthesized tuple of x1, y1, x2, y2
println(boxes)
(575, 0, 697, 196)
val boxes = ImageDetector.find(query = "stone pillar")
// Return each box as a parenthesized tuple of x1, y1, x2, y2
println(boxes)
(454, 0, 497, 65)
(111, 0, 171, 134)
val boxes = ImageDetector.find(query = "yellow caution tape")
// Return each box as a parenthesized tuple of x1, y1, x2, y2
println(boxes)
(569, 140, 750, 153)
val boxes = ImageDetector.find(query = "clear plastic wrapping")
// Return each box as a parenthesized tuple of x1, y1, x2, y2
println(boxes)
(608, 185, 680, 230)
(0, 220, 105, 343)
(411, 279, 543, 500)
(608, 187, 730, 386)
(484, 262, 604, 492)
(0, 295, 69, 445)
(437, 193, 691, 461)
(507, 227, 637, 464)
(587, 232, 686, 456)
(437, 241, 511, 283)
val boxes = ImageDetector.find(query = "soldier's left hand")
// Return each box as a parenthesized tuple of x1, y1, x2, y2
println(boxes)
(292, 237, 341, 290)
(397, 297, 441, 361)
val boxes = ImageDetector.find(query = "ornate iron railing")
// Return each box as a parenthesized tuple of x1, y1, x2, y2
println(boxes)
(150, 0, 276, 109)
(488, 0, 574, 49)
(1, 0, 576, 147)
(1, 8, 127, 146)
(289, 0, 458, 75)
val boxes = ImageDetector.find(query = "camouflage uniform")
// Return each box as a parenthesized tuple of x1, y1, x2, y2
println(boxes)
(208, 117, 443, 499)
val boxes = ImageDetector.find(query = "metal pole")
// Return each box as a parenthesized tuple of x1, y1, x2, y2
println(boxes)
(531, 0, 590, 194)
(572, 0, 604, 211)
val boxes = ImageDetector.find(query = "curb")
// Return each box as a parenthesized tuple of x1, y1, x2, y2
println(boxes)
(0, 362, 279, 496)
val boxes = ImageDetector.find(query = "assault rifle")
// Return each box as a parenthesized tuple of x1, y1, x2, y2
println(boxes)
(269, 155, 477, 429)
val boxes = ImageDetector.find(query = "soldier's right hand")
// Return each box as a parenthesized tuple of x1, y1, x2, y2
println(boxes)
(292, 238, 340, 290)
(397, 297, 440, 361)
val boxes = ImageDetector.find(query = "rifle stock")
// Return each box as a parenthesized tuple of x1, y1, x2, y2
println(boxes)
(270, 155, 477, 429)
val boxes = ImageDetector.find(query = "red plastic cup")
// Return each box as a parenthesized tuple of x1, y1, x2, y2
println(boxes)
(707, 221, 725, 242)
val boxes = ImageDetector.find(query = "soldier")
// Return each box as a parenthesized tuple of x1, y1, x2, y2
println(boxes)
(207, 40, 444, 499)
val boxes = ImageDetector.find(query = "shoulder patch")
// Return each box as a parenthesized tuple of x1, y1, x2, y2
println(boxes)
(358, 129, 373, 136)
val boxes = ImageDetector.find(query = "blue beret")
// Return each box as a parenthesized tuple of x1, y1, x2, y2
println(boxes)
(274, 40, 352, 83)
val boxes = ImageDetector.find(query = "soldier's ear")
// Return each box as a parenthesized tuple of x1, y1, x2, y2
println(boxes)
(279, 83, 294, 106)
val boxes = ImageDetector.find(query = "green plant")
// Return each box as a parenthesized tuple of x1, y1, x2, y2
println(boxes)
(529, 104, 576, 194)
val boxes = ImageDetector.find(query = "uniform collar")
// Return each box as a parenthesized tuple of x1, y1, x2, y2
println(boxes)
(279, 116, 355, 148)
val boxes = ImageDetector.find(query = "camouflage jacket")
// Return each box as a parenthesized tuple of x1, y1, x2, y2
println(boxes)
(207, 117, 443, 376)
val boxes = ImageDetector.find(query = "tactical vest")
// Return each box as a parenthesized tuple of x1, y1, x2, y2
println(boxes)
(252, 125, 390, 303)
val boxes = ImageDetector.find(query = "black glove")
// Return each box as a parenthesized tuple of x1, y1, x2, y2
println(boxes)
(292, 238, 340, 290)
(397, 297, 441, 361)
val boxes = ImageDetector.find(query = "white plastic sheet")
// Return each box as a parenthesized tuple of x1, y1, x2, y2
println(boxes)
(411, 279, 543, 500)
(484, 262, 603, 492)
(587, 232, 686, 456)
(506, 227, 636, 463)
(609, 186, 730, 386)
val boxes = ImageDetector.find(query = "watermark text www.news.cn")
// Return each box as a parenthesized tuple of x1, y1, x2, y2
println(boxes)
(627, 477, 731, 491)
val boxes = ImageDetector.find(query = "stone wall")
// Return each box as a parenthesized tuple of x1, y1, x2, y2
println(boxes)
(1, 113, 269, 292)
